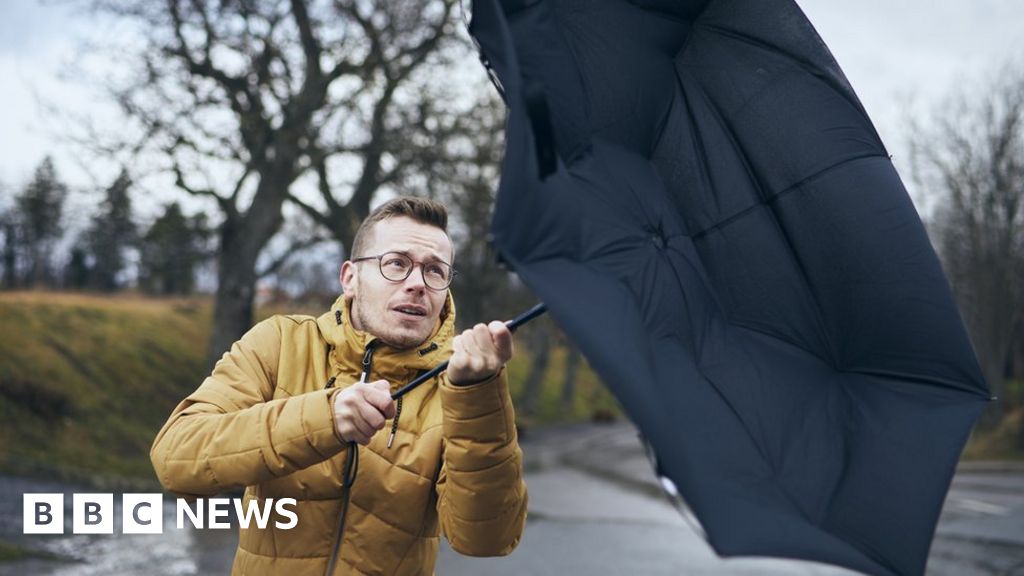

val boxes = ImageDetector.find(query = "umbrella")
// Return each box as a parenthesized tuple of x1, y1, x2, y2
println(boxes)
(471, 1, 992, 575)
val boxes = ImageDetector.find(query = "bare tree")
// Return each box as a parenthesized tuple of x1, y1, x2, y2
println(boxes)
(255, 209, 332, 302)
(284, 1, 477, 254)
(518, 319, 553, 420)
(431, 93, 523, 328)
(911, 65, 1024, 430)
(81, 0, 464, 366)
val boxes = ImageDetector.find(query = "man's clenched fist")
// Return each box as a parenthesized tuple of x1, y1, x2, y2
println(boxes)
(447, 321, 514, 385)
(332, 380, 396, 445)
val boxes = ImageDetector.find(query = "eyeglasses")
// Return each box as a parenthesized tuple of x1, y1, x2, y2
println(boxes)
(351, 251, 456, 291)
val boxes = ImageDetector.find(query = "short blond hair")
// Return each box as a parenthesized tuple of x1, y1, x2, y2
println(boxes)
(350, 196, 449, 259)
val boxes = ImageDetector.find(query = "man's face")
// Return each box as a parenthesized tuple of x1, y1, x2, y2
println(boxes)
(340, 216, 453, 349)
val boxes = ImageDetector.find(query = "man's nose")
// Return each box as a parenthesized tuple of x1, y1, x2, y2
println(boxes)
(402, 266, 427, 291)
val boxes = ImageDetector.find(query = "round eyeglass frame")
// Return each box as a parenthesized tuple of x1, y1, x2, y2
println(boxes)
(350, 251, 456, 291)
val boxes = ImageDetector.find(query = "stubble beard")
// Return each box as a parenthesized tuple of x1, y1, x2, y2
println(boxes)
(351, 289, 428, 351)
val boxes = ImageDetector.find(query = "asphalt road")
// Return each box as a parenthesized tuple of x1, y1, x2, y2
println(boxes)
(438, 422, 1024, 576)
(2, 422, 1022, 575)
(931, 465, 1024, 575)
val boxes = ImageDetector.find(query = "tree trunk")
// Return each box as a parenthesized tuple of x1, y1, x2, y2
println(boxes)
(28, 244, 46, 288)
(561, 345, 581, 414)
(974, 332, 1006, 431)
(520, 325, 551, 418)
(206, 253, 258, 370)
(1, 223, 16, 289)
(204, 174, 288, 369)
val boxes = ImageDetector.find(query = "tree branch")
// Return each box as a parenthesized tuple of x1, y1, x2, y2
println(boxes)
(290, 0, 323, 82)
(256, 234, 329, 279)
(172, 161, 234, 215)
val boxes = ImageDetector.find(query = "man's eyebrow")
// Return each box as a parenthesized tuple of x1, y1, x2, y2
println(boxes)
(387, 249, 450, 265)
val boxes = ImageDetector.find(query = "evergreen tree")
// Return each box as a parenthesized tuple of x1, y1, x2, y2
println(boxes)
(16, 157, 67, 287)
(86, 170, 136, 291)
(0, 211, 18, 289)
(65, 245, 91, 289)
(139, 202, 208, 295)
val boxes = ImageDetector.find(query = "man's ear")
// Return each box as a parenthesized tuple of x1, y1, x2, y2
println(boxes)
(340, 261, 357, 299)
(441, 290, 451, 319)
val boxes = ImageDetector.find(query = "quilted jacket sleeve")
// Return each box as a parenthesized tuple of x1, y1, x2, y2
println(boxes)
(150, 318, 344, 497)
(435, 366, 528, 556)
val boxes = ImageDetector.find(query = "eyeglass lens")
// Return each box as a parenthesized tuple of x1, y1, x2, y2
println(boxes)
(378, 252, 451, 289)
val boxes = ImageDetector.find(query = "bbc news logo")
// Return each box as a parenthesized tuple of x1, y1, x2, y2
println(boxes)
(24, 494, 298, 534)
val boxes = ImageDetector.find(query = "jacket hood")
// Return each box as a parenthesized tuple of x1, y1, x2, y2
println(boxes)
(316, 291, 456, 383)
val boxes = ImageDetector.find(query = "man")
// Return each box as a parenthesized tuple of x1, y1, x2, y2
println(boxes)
(151, 196, 528, 575)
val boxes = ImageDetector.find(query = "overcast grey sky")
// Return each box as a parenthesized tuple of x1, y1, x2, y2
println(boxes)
(0, 0, 1021, 214)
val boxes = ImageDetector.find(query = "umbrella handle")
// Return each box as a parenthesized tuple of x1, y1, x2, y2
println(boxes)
(391, 303, 548, 400)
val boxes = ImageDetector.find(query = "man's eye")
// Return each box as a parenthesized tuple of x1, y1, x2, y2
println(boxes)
(426, 264, 447, 279)
(384, 258, 408, 269)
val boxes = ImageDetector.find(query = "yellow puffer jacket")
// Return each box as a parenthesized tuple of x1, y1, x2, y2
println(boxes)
(150, 294, 527, 575)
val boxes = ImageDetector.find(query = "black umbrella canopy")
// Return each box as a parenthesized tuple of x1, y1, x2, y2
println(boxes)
(473, 1, 991, 575)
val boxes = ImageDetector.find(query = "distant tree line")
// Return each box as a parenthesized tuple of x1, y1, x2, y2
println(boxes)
(0, 157, 211, 295)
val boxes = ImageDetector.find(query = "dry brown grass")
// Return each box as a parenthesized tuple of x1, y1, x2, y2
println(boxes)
(0, 290, 210, 313)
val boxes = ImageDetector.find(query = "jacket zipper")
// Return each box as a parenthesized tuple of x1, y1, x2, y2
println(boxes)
(388, 343, 432, 445)
(359, 343, 375, 382)
(324, 342, 376, 576)
(387, 397, 403, 448)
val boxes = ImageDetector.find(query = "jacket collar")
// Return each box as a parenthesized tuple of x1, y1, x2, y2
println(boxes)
(317, 292, 456, 379)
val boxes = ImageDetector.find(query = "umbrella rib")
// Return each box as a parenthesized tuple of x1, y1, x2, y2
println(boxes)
(687, 151, 886, 241)
(696, 20, 884, 150)
(680, 71, 840, 370)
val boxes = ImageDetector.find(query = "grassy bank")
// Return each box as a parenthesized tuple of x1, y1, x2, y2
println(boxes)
(0, 291, 211, 488)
